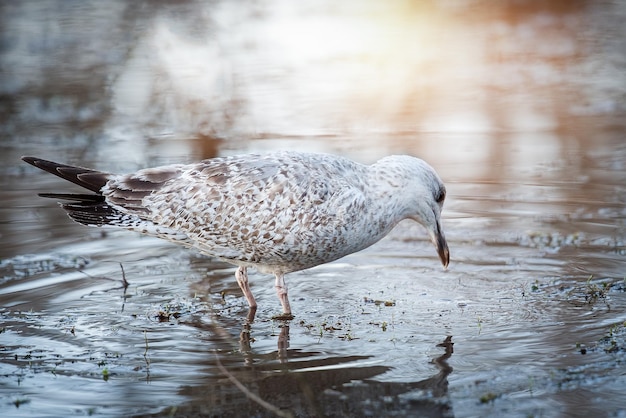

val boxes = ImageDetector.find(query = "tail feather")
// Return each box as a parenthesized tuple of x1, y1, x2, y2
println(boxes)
(23, 156, 122, 227)
(23, 156, 189, 242)
(61, 201, 121, 227)
(61, 200, 189, 244)
(21, 156, 111, 193)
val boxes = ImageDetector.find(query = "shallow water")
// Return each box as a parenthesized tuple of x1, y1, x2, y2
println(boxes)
(1, 1, 626, 417)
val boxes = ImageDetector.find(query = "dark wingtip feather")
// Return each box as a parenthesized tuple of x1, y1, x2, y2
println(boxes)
(21, 156, 112, 193)
(39, 192, 104, 202)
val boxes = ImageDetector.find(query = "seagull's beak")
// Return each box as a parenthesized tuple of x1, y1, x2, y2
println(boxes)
(429, 220, 450, 269)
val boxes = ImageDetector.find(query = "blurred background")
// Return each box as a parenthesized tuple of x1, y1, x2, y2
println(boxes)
(1, 0, 624, 158)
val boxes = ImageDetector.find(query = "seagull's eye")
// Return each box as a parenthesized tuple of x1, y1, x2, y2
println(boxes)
(436, 188, 446, 204)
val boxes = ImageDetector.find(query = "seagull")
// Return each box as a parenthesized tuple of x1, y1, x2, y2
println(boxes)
(22, 152, 449, 319)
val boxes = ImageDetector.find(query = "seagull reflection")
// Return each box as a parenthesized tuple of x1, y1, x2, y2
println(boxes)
(172, 314, 455, 418)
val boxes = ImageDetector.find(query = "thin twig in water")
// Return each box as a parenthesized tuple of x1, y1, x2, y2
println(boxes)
(143, 330, 151, 382)
(213, 351, 293, 418)
(120, 263, 129, 288)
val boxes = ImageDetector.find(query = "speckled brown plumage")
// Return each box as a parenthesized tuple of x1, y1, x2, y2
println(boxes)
(22, 151, 449, 317)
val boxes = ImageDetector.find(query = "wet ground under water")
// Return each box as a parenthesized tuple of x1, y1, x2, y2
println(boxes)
(1, 1, 626, 417)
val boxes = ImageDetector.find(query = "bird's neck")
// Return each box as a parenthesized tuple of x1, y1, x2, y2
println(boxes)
(365, 166, 412, 228)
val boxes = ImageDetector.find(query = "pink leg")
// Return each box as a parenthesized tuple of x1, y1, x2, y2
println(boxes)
(274, 273, 292, 315)
(235, 266, 257, 308)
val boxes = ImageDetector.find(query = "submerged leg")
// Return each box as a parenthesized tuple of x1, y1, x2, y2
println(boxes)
(274, 273, 292, 316)
(235, 266, 257, 308)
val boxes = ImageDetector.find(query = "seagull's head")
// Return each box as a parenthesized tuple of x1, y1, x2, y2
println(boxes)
(377, 155, 450, 268)
(410, 158, 449, 268)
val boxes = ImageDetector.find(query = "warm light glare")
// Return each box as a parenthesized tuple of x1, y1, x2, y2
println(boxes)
(107, 1, 602, 136)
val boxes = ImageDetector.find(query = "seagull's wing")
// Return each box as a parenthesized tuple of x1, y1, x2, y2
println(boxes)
(106, 153, 368, 266)
(23, 153, 370, 266)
